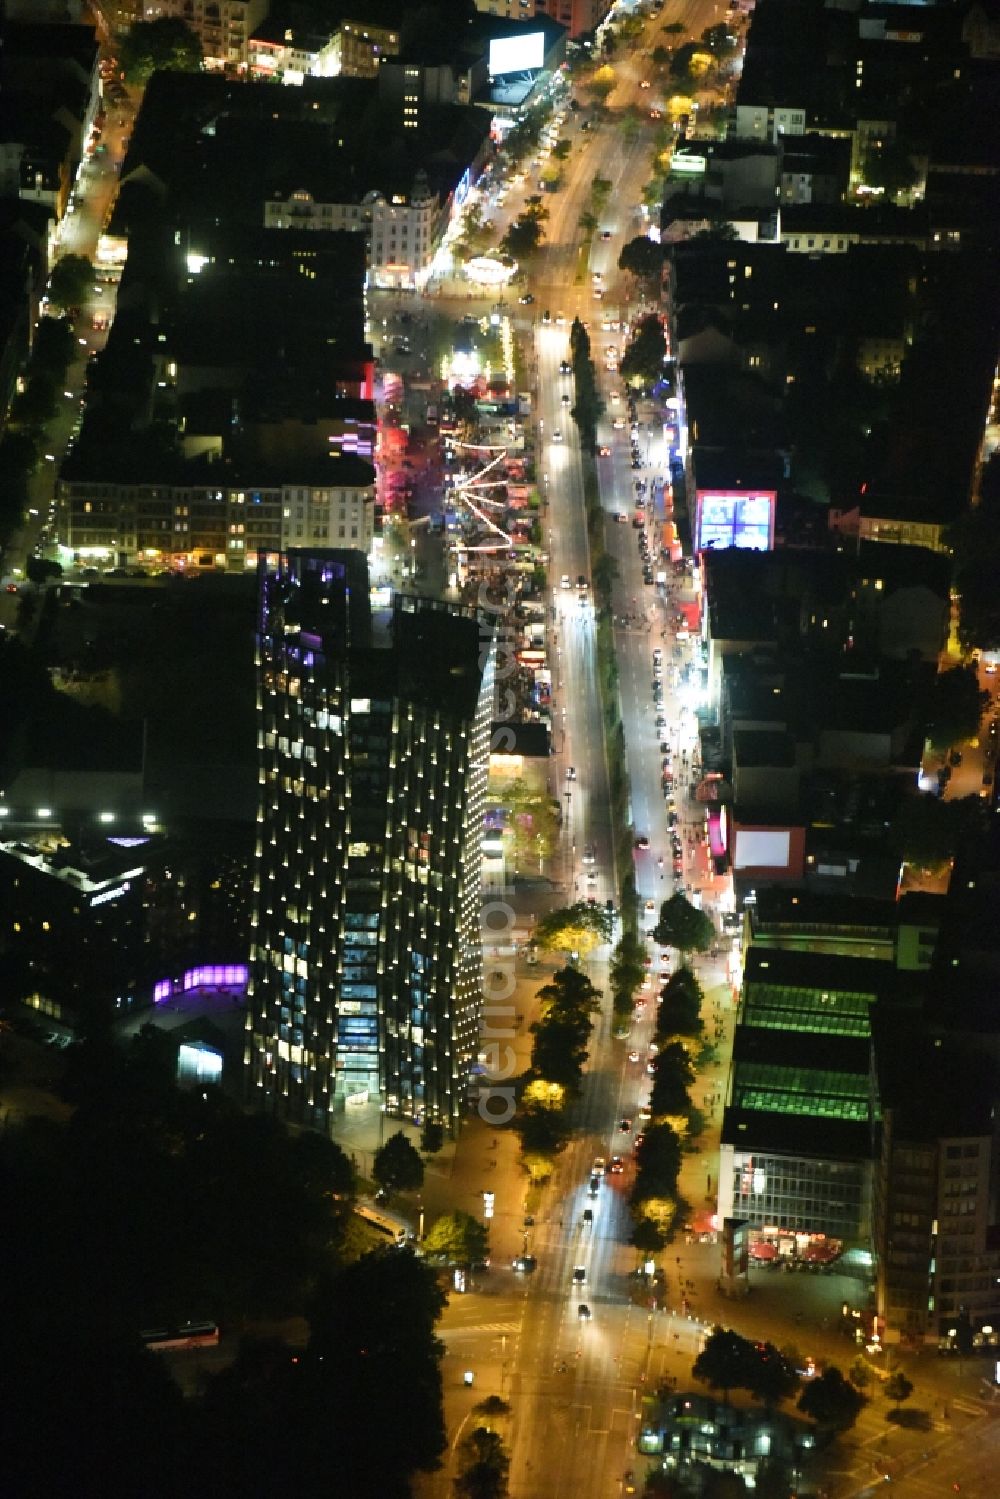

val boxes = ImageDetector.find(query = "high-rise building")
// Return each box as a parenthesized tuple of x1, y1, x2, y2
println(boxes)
(246, 549, 497, 1135)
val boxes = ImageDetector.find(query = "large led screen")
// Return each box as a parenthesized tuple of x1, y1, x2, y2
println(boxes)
(695, 489, 776, 552)
(733, 829, 790, 869)
(489, 32, 545, 75)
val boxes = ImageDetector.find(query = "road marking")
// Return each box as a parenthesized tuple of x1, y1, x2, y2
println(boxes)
(952, 1397, 987, 1416)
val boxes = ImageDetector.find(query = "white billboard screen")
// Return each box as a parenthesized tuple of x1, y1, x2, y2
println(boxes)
(733, 829, 790, 869)
(489, 32, 545, 75)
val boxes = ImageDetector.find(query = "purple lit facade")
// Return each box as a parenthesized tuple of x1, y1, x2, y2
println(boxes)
(154, 964, 249, 1003)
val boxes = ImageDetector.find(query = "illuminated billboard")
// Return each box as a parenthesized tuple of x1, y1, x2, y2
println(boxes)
(695, 489, 776, 553)
(489, 32, 545, 75)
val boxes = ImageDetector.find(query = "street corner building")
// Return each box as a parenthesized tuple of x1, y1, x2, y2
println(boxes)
(245, 549, 498, 1136)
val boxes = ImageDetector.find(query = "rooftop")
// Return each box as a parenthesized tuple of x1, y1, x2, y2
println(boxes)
(744, 945, 893, 997)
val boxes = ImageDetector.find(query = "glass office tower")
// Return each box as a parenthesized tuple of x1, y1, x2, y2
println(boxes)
(246, 549, 497, 1134)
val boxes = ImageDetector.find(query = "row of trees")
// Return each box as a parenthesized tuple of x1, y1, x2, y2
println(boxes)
(620, 312, 670, 387)
(568, 315, 605, 454)
(629, 899, 716, 1247)
(0, 309, 86, 547)
(610, 928, 647, 1033)
(515, 965, 602, 1168)
(693, 1327, 868, 1434)
(955, 452, 1000, 649)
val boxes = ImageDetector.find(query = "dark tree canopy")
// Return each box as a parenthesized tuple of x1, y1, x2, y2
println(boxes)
(922, 664, 988, 752)
(48, 253, 95, 311)
(618, 235, 666, 281)
(120, 17, 202, 86)
(657, 966, 704, 1038)
(653, 892, 714, 953)
(798, 1365, 867, 1433)
(620, 313, 669, 385)
(649, 1040, 695, 1118)
(631, 1121, 682, 1203)
(373, 1129, 425, 1195)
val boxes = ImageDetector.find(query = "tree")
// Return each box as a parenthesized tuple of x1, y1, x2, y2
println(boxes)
(798, 1366, 868, 1433)
(423, 1211, 488, 1267)
(848, 1356, 875, 1392)
(955, 453, 1000, 648)
(700, 23, 738, 59)
(533, 901, 613, 956)
(653, 892, 714, 954)
(592, 550, 620, 609)
(552, 138, 572, 161)
(585, 65, 616, 101)
(631, 1215, 667, 1251)
(657, 966, 704, 1038)
(454, 1425, 509, 1499)
(669, 42, 712, 85)
(530, 967, 600, 1092)
(746, 1342, 799, 1406)
(531, 1011, 592, 1090)
(48, 253, 95, 312)
(25, 556, 62, 585)
(591, 175, 612, 207)
(307, 1247, 447, 1490)
(10, 372, 58, 428)
(890, 792, 981, 867)
(923, 664, 988, 752)
(373, 1130, 424, 1195)
(120, 17, 202, 86)
(620, 314, 669, 386)
(0, 430, 39, 478)
(692, 1327, 755, 1402)
(421, 1119, 445, 1155)
(610, 930, 646, 999)
(32, 316, 76, 379)
(884, 1370, 913, 1411)
(618, 235, 665, 281)
(502, 778, 560, 864)
(499, 212, 545, 261)
(535, 966, 601, 1019)
(632, 1121, 682, 1202)
(516, 1099, 569, 1155)
(649, 1041, 695, 1118)
(651, 45, 670, 67)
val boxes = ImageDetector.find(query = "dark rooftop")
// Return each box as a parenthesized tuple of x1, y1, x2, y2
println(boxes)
(744, 946, 894, 996)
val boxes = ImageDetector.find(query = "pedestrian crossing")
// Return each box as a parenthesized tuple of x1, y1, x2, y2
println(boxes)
(442, 1320, 520, 1338)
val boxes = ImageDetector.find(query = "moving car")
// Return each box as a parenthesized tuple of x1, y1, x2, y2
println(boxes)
(578, 1303, 592, 1319)
(573, 1265, 587, 1284)
(512, 1255, 537, 1273)
(592, 1156, 606, 1176)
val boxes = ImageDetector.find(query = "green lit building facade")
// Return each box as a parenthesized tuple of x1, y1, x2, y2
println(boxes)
(718, 948, 891, 1243)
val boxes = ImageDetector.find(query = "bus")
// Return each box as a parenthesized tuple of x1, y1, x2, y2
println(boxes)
(142, 1321, 220, 1352)
(355, 1202, 409, 1246)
